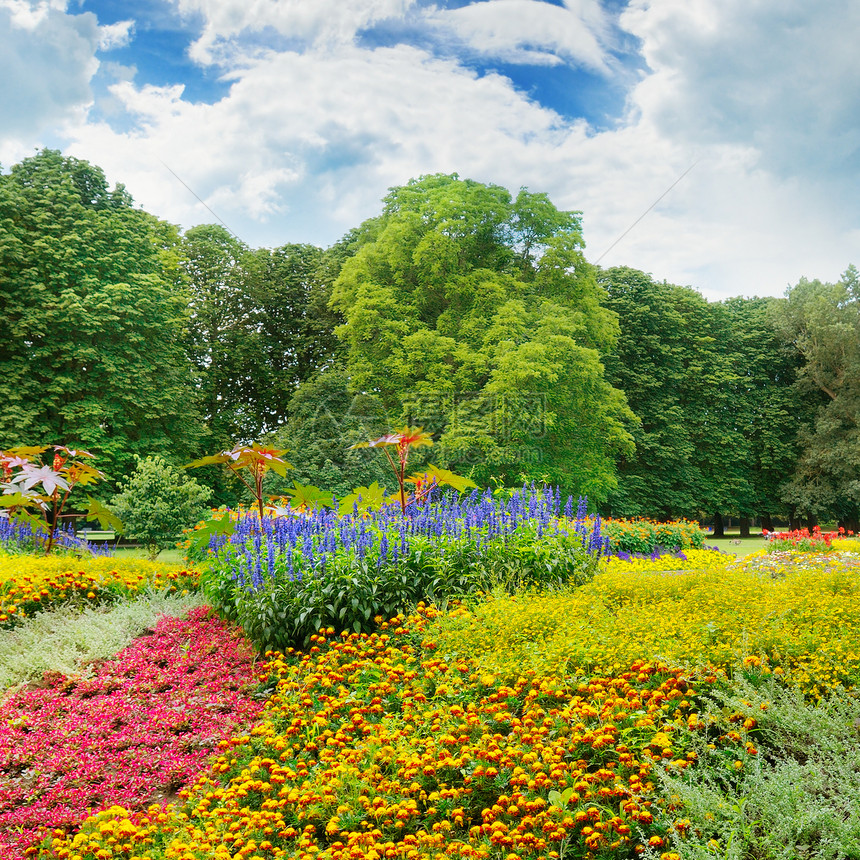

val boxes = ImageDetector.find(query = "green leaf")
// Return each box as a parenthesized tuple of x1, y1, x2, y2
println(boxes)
(281, 481, 335, 510)
(185, 453, 232, 469)
(85, 497, 124, 534)
(189, 511, 235, 552)
(0, 492, 42, 509)
(407, 464, 478, 494)
(338, 481, 388, 515)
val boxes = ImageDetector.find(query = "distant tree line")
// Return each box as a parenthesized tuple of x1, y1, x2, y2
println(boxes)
(2, 150, 858, 530)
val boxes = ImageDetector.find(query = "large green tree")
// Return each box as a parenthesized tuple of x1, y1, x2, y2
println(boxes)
(182, 227, 342, 446)
(719, 295, 812, 531)
(0, 149, 200, 483)
(327, 174, 634, 501)
(776, 266, 860, 528)
(601, 267, 747, 520)
(602, 268, 797, 526)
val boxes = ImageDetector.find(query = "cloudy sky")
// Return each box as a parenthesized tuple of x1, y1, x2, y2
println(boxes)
(1, 0, 857, 299)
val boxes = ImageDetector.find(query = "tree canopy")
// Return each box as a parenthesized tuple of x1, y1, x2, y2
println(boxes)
(0, 149, 200, 483)
(775, 266, 860, 527)
(3, 148, 856, 525)
(327, 174, 634, 500)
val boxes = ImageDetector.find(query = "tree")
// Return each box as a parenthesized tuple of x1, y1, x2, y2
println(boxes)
(327, 174, 634, 501)
(111, 456, 211, 559)
(268, 366, 397, 500)
(242, 243, 342, 430)
(776, 266, 860, 528)
(719, 295, 812, 532)
(181, 228, 344, 505)
(601, 268, 760, 524)
(0, 150, 201, 483)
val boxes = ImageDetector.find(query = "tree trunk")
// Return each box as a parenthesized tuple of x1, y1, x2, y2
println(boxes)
(761, 513, 774, 533)
(739, 517, 751, 538)
(712, 513, 725, 538)
(806, 515, 817, 531)
(789, 506, 802, 531)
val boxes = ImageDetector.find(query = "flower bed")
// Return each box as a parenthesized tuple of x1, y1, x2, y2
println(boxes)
(0, 607, 265, 858)
(601, 518, 705, 556)
(202, 488, 606, 653)
(0, 555, 199, 626)
(763, 525, 855, 552)
(430, 549, 860, 698)
(40, 609, 754, 860)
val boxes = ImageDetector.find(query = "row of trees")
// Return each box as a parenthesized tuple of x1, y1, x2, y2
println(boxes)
(2, 150, 858, 528)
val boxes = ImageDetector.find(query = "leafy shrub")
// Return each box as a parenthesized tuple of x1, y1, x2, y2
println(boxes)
(655, 675, 860, 859)
(602, 517, 705, 554)
(202, 487, 605, 652)
(111, 455, 211, 559)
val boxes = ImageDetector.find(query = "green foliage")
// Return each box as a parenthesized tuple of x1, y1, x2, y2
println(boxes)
(776, 266, 860, 526)
(267, 366, 395, 499)
(185, 510, 235, 564)
(181, 227, 343, 494)
(0, 149, 202, 482)
(655, 676, 860, 859)
(111, 456, 211, 560)
(327, 173, 634, 501)
(277, 481, 335, 511)
(601, 268, 738, 519)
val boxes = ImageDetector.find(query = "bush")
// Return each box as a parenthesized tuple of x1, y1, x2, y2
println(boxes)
(112, 456, 211, 559)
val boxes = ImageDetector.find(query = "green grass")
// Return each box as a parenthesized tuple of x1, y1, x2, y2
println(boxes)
(703, 534, 768, 557)
(108, 546, 187, 564)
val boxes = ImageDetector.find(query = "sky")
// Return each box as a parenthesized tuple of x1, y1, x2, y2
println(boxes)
(1, 0, 858, 300)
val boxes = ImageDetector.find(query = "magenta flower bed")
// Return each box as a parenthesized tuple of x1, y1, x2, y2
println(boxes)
(0, 606, 266, 858)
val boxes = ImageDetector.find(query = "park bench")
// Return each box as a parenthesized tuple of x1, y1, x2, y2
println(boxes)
(75, 528, 116, 542)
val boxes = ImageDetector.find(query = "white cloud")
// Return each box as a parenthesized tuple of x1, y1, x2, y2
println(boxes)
(63, 43, 569, 235)
(620, 0, 860, 181)
(98, 19, 134, 51)
(429, 0, 611, 71)
(175, 0, 416, 63)
(4, 0, 857, 301)
(0, 0, 99, 137)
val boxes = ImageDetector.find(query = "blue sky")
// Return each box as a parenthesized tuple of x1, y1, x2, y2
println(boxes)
(2, 0, 858, 299)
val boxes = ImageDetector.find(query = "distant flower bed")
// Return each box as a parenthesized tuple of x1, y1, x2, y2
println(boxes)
(601, 518, 705, 555)
(0, 519, 110, 557)
(763, 526, 854, 553)
(0, 607, 265, 859)
(0, 555, 199, 627)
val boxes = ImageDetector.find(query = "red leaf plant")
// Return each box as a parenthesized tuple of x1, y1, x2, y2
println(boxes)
(0, 607, 266, 858)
